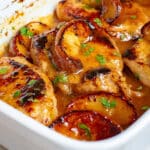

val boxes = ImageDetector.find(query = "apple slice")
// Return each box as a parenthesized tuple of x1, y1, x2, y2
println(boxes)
(9, 22, 50, 61)
(31, 29, 57, 79)
(66, 93, 137, 128)
(50, 110, 121, 141)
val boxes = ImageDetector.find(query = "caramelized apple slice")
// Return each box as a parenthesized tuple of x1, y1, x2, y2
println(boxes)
(66, 93, 137, 128)
(31, 29, 57, 79)
(56, 0, 121, 24)
(53, 19, 123, 74)
(50, 110, 121, 141)
(56, 0, 100, 21)
(52, 19, 94, 73)
(9, 22, 50, 61)
(124, 21, 150, 87)
(0, 57, 58, 126)
(124, 41, 150, 87)
(53, 19, 133, 98)
(73, 68, 120, 94)
(142, 21, 150, 41)
(107, 2, 149, 41)
(101, 0, 122, 23)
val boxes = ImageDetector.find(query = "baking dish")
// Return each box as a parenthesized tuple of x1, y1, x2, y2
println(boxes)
(0, 0, 150, 150)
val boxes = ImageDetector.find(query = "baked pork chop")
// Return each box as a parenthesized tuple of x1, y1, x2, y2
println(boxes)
(0, 57, 58, 126)
(124, 22, 150, 87)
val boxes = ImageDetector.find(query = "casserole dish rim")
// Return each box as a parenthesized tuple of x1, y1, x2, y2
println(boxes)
(0, 100, 149, 149)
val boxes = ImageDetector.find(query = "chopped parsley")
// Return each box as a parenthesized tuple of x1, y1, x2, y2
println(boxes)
(27, 79, 37, 86)
(20, 27, 34, 37)
(53, 74, 68, 85)
(51, 62, 58, 69)
(81, 43, 88, 48)
(113, 51, 121, 57)
(100, 97, 116, 108)
(120, 33, 126, 41)
(81, 43, 95, 56)
(136, 86, 143, 91)
(20, 96, 39, 105)
(130, 15, 137, 19)
(28, 98, 39, 103)
(84, 47, 95, 56)
(96, 0, 101, 3)
(12, 26, 15, 30)
(93, 18, 102, 27)
(141, 106, 150, 111)
(13, 90, 21, 98)
(78, 123, 91, 138)
(138, 38, 143, 41)
(0, 67, 8, 75)
(96, 54, 106, 65)
(83, 4, 92, 9)
(57, 22, 65, 29)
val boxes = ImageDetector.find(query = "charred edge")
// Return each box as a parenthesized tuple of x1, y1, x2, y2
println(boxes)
(9, 60, 25, 69)
(59, 0, 66, 5)
(49, 110, 121, 135)
(49, 110, 98, 128)
(100, 37, 114, 49)
(84, 68, 111, 80)
(141, 21, 150, 36)
(11, 71, 19, 77)
(19, 78, 45, 106)
(56, 19, 92, 45)
(54, 20, 87, 73)
(123, 49, 136, 60)
(33, 36, 48, 50)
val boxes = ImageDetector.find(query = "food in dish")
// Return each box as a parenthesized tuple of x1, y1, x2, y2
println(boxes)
(0, 0, 150, 141)
(0, 57, 57, 126)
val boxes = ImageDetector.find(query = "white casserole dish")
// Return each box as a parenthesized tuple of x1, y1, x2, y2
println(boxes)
(0, 1, 150, 150)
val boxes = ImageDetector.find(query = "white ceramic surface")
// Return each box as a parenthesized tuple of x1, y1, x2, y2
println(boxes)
(0, 1, 150, 150)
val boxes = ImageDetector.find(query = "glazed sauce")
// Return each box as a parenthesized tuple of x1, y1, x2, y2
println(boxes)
(39, 6, 150, 117)
(0, 1, 150, 130)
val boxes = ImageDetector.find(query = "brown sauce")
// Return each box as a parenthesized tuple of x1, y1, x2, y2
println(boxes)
(39, 6, 150, 117)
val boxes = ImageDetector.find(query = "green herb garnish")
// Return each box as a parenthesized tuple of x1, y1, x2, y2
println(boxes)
(96, 0, 101, 3)
(28, 98, 39, 103)
(141, 106, 150, 111)
(83, 4, 92, 9)
(100, 97, 116, 108)
(138, 38, 143, 41)
(20, 27, 34, 37)
(84, 47, 95, 56)
(12, 26, 15, 30)
(32, 99, 39, 103)
(57, 22, 65, 29)
(113, 51, 121, 57)
(130, 15, 137, 19)
(93, 18, 102, 27)
(13, 90, 21, 98)
(136, 86, 143, 91)
(0, 67, 8, 75)
(96, 54, 106, 65)
(27, 79, 37, 86)
(81, 43, 95, 56)
(81, 43, 88, 48)
(51, 62, 57, 69)
(120, 34, 126, 41)
(78, 123, 91, 138)
(53, 74, 68, 85)
(134, 73, 140, 80)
